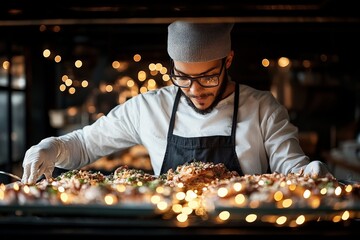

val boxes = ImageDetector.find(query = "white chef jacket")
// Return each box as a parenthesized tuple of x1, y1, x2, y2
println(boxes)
(54, 84, 310, 176)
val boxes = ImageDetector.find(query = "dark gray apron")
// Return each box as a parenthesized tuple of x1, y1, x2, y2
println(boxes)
(160, 84, 243, 175)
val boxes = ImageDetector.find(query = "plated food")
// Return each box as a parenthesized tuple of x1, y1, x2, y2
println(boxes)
(1, 161, 359, 225)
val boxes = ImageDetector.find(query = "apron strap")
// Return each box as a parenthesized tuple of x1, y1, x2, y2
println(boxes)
(231, 83, 239, 144)
(167, 88, 182, 140)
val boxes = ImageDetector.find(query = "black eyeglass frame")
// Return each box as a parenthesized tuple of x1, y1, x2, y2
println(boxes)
(169, 58, 226, 88)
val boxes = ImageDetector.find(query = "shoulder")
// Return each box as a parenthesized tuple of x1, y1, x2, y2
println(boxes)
(107, 85, 177, 121)
(125, 85, 177, 105)
(142, 85, 177, 98)
(111, 85, 177, 117)
(239, 84, 279, 104)
(135, 85, 176, 100)
(238, 84, 286, 120)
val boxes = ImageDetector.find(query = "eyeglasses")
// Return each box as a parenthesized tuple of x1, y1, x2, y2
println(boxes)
(170, 58, 226, 88)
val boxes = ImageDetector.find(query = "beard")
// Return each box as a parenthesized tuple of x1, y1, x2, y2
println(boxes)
(182, 72, 229, 115)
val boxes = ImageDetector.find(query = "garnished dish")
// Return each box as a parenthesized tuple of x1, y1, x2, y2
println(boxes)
(1, 161, 359, 227)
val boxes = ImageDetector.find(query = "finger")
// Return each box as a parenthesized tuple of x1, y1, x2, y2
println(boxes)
(28, 162, 43, 184)
(21, 164, 31, 184)
(28, 172, 40, 185)
(22, 152, 38, 183)
(43, 168, 53, 180)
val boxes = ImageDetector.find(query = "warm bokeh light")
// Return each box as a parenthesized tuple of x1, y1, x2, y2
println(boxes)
(59, 84, 66, 92)
(217, 187, 228, 198)
(147, 79, 156, 90)
(273, 191, 283, 201)
(65, 79, 72, 86)
(116, 184, 126, 192)
(81, 80, 88, 87)
(175, 191, 186, 201)
(219, 211, 230, 221)
(127, 79, 135, 88)
(150, 195, 161, 204)
(150, 70, 158, 76)
(60, 193, 69, 203)
(335, 186, 342, 196)
(278, 57, 290, 68)
(133, 54, 141, 62)
(172, 204, 182, 213)
(58, 186, 65, 193)
(162, 74, 170, 81)
(160, 67, 167, 74)
(138, 71, 146, 81)
(245, 214, 257, 223)
(282, 199, 293, 208)
(43, 49, 51, 58)
(233, 182, 242, 192)
(276, 216, 287, 225)
(61, 75, 69, 82)
(342, 211, 350, 220)
(332, 215, 341, 223)
(54, 55, 62, 63)
(309, 197, 320, 208)
(104, 194, 116, 205)
(52, 25, 61, 32)
(156, 186, 164, 194)
(185, 190, 197, 201)
(39, 24, 47, 32)
(303, 189, 311, 199)
(320, 188, 327, 195)
(176, 213, 188, 222)
(67, 107, 78, 116)
(262, 58, 270, 67)
(345, 185, 353, 193)
(234, 193, 246, 205)
(68, 87, 76, 94)
(157, 201, 168, 211)
(148, 63, 156, 71)
(296, 215, 305, 225)
(2, 60, 10, 70)
(155, 63, 162, 71)
(188, 200, 199, 209)
(112, 61, 121, 69)
(105, 85, 113, 92)
(75, 60, 82, 68)
(288, 184, 296, 191)
(13, 183, 19, 191)
(140, 86, 148, 93)
(182, 206, 193, 215)
(22, 185, 30, 194)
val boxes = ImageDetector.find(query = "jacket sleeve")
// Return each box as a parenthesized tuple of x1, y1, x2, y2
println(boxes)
(54, 101, 141, 170)
(261, 95, 311, 174)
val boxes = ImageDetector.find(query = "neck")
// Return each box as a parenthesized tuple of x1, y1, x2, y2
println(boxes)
(222, 80, 236, 100)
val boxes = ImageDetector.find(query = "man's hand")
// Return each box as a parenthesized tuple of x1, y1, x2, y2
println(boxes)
(303, 160, 333, 178)
(21, 137, 58, 184)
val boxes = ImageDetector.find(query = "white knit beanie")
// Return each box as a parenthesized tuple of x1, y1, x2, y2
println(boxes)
(167, 21, 234, 62)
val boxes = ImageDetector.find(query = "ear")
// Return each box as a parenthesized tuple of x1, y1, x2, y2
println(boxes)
(225, 50, 234, 69)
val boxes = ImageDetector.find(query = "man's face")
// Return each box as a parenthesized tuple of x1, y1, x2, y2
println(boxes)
(172, 59, 226, 114)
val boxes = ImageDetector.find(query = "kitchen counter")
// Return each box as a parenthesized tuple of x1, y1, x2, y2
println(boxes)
(1, 204, 359, 238)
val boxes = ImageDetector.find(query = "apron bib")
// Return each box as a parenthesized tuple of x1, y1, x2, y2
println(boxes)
(161, 84, 243, 175)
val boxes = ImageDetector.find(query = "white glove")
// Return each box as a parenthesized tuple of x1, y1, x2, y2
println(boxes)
(22, 137, 59, 184)
(303, 160, 333, 178)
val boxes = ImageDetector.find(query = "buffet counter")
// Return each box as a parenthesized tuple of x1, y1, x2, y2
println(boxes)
(1, 203, 359, 238)
(1, 163, 360, 238)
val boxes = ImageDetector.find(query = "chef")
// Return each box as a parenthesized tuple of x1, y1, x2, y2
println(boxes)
(21, 20, 332, 184)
